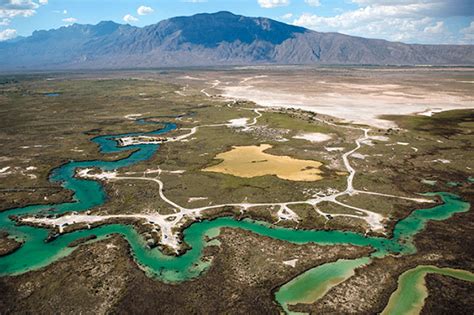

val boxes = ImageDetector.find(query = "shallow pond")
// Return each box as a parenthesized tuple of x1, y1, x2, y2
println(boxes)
(0, 117, 471, 314)
(382, 265, 474, 315)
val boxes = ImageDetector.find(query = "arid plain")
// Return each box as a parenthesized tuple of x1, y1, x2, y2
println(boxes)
(0, 66, 473, 314)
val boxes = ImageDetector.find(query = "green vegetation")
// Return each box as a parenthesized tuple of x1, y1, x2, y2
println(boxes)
(383, 109, 474, 136)
(0, 71, 473, 314)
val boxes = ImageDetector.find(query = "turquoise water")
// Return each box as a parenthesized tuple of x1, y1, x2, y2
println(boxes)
(382, 266, 474, 315)
(274, 192, 470, 313)
(0, 117, 471, 294)
(0, 120, 176, 275)
(275, 257, 370, 314)
(2, 193, 467, 281)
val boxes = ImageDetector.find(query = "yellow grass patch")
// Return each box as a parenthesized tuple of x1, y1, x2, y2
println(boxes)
(203, 144, 323, 181)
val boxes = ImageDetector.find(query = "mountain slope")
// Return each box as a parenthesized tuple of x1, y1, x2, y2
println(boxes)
(1, 11, 473, 69)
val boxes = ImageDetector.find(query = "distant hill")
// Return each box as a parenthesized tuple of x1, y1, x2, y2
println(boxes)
(1, 11, 473, 70)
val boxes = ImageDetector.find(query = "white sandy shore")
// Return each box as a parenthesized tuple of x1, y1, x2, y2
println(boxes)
(118, 136, 166, 146)
(19, 108, 437, 252)
(124, 113, 143, 120)
(221, 84, 473, 129)
(227, 118, 249, 128)
(293, 132, 332, 143)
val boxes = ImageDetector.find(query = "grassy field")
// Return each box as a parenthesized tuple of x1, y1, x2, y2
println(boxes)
(0, 72, 472, 236)
(0, 70, 473, 314)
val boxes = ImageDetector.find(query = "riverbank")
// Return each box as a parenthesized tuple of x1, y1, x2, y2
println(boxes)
(0, 72, 472, 314)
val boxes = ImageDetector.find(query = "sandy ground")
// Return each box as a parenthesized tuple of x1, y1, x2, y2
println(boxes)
(170, 67, 474, 129)
(20, 120, 434, 249)
(293, 132, 332, 143)
(227, 118, 249, 128)
(202, 144, 324, 181)
(221, 84, 472, 128)
(17, 81, 438, 251)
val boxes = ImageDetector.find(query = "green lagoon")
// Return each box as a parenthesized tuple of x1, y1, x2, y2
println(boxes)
(0, 118, 472, 314)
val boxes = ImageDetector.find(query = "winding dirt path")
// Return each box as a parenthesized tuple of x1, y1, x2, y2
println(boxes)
(22, 98, 433, 251)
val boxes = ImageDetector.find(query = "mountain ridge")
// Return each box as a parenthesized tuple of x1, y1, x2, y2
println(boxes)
(1, 11, 473, 69)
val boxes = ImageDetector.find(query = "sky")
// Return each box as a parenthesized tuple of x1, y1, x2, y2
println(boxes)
(0, 0, 473, 44)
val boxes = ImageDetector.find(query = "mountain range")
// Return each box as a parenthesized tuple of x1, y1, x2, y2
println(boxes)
(1, 11, 473, 70)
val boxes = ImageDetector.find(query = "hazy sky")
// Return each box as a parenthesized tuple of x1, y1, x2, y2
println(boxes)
(0, 0, 473, 44)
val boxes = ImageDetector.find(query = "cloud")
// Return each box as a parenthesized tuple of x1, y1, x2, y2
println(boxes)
(123, 14, 138, 23)
(258, 0, 290, 9)
(0, 0, 39, 18)
(137, 5, 153, 16)
(460, 22, 474, 43)
(305, 0, 321, 7)
(423, 21, 444, 33)
(0, 28, 16, 41)
(292, 0, 470, 44)
(0, 17, 10, 25)
(0, 0, 38, 10)
(0, 0, 51, 19)
(62, 17, 77, 23)
(350, 0, 473, 17)
(281, 13, 293, 19)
